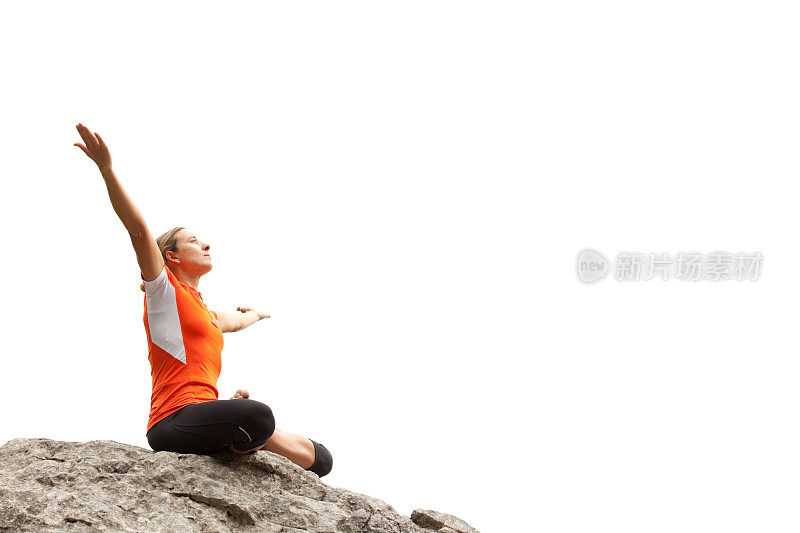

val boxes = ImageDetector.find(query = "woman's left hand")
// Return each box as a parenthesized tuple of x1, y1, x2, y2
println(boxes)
(237, 306, 270, 320)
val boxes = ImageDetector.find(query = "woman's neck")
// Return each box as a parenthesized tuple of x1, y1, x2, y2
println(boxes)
(170, 265, 201, 292)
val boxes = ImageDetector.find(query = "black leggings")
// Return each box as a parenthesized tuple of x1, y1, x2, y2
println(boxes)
(147, 398, 276, 455)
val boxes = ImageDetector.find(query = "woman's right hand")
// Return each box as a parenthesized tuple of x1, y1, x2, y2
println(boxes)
(74, 123, 112, 171)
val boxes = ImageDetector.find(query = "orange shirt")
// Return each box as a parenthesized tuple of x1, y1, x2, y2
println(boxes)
(141, 264, 224, 434)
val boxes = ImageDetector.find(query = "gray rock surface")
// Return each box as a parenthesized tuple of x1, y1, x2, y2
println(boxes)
(0, 438, 480, 533)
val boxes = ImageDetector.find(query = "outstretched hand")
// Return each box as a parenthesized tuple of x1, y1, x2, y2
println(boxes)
(230, 388, 250, 400)
(74, 123, 112, 171)
(237, 306, 270, 319)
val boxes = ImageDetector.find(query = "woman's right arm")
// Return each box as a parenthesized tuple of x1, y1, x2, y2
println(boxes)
(74, 123, 164, 281)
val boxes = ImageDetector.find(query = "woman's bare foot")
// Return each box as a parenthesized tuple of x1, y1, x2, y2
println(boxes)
(229, 441, 262, 454)
(230, 388, 249, 400)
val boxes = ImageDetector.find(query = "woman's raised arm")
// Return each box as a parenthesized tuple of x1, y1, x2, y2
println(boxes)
(74, 123, 164, 282)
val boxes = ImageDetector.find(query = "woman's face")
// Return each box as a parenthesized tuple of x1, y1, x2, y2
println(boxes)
(171, 229, 212, 273)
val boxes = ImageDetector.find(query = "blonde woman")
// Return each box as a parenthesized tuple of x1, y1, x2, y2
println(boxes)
(74, 123, 332, 477)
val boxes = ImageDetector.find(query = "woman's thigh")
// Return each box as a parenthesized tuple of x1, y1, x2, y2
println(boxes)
(147, 399, 275, 455)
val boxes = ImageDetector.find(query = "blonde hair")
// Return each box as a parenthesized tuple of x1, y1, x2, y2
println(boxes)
(139, 226, 185, 292)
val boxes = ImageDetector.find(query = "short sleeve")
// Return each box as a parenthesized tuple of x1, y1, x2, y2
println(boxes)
(142, 264, 186, 364)
(210, 309, 221, 329)
(141, 265, 168, 295)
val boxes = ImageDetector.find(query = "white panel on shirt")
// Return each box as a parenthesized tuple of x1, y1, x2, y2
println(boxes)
(143, 265, 187, 364)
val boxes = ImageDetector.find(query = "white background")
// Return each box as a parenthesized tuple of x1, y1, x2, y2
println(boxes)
(1, 2, 798, 532)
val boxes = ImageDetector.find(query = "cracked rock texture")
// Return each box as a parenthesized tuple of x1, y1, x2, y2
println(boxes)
(0, 438, 480, 533)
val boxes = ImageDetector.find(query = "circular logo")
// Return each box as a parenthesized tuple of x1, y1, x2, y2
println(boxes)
(575, 248, 609, 284)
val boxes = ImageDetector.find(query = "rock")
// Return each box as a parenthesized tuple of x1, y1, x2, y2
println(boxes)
(0, 438, 479, 533)
(411, 509, 480, 533)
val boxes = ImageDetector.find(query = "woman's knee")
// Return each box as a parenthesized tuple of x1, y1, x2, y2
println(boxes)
(244, 400, 276, 441)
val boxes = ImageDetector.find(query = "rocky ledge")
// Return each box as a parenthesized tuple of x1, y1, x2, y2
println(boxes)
(0, 438, 479, 533)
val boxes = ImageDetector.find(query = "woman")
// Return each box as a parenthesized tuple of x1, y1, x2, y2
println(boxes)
(74, 123, 332, 477)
